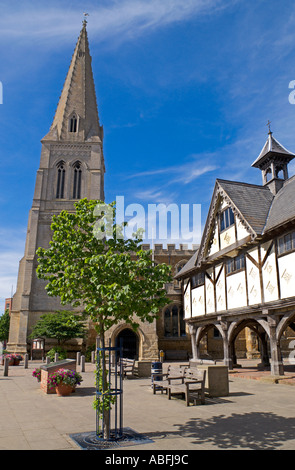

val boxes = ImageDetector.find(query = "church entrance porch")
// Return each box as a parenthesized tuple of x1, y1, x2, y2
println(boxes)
(115, 328, 138, 360)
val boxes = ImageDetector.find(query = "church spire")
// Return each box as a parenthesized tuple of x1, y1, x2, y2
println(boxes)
(43, 20, 103, 143)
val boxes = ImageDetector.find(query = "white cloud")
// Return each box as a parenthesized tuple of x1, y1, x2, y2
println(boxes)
(127, 155, 218, 186)
(0, 227, 26, 314)
(0, 0, 238, 46)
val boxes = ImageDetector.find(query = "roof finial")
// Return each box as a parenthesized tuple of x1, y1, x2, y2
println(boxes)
(267, 120, 272, 135)
(83, 12, 89, 26)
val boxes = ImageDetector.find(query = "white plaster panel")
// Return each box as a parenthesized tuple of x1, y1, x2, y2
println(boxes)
(205, 269, 215, 314)
(220, 225, 236, 250)
(236, 217, 249, 241)
(262, 245, 279, 303)
(247, 246, 259, 263)
(207, 220, 220, 257)
(215, 265, 226, 311)
(226, 271, 247, 310)
(184, 280, 191, 319)
(246, 257, 261, 305)
(278, 252, 295, 300)
(191, 286, 205, 317)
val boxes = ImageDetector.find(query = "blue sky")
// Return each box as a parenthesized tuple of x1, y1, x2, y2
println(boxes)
(1, 0, 295, 312)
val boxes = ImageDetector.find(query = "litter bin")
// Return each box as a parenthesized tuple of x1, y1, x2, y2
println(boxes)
(151, 361, 163, 388)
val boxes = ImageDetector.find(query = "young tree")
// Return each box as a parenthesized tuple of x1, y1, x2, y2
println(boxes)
(0, 309, 10, 348)
(36, 198, 172, 437)
(29, 310, 86, 347)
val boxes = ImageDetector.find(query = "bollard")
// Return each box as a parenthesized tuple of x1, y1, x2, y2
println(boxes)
(54, 353, 59, 362)
(46, 356, 50, 365)
(81, 355, 85, 372)
(24, 353, 29, 369)
(76, 352, 81, 365)
(159, 350, 164, 363)
(3, 357, 9, 376)
(91, 351, 95, 364)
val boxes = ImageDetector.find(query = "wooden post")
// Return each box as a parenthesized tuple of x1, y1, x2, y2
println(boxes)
(81, 355, 85, 372)
(76, 352, 81, 365)
(24, 353, 29, 369)
(3, 357, 9, 376)
(91, 351, 95, 363)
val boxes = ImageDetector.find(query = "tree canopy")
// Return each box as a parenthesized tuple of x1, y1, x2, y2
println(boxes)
(29, 310, 86, 346)
(36, 199, 172, 345)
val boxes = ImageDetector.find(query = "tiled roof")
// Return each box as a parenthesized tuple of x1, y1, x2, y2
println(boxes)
(252, 133, 295, 168)
(217, 179, 274, 235)
(263, 175, 295, 232)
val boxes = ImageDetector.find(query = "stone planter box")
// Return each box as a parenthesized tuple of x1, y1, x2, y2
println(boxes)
(40, 359, 76, 394)
(190, 361, 229, 397)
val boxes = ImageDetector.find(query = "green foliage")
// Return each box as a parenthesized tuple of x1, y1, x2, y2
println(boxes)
(29, 310, 86, 346)
(36, 198, 172, 339)
(36, 198, 172, 436)
(0, 310, 10, 342)
(46, 347, 67, 361)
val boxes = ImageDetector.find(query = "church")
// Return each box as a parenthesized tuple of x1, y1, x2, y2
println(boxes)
(176, 128, 295, 376)
(7, 20, 195, 371)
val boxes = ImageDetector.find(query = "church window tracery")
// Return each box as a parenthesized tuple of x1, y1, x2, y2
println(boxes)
(56, 161, 65, 199)
(164, 304, 186, 337)
(73, 162, 82, 199)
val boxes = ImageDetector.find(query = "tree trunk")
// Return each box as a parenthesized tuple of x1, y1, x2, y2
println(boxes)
(99, 331, 110, 440)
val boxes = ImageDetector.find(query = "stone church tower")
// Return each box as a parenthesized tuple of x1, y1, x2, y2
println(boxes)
(8, 21, 105, 354)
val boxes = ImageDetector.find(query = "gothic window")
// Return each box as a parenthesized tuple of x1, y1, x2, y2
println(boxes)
(164, 304, 186, 337)
(56, 161, 65, 199)
(220, 207, 235, 232)
(73, 162, 82, 199)
(69, 114, 77, 133)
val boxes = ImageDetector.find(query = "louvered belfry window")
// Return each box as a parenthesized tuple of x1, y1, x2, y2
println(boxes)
(69, 114, 77, 133)
(56, 161, 65, 199)
(73, 162, 82, 199)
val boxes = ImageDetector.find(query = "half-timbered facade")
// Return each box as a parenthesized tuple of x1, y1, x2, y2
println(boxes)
(176, 130, 295, 376)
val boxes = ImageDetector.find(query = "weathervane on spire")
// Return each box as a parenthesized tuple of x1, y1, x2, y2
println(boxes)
(267, 120, 272, 135)
(83, 12, 89, 25)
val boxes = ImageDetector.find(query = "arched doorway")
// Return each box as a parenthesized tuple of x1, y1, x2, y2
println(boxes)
(116, 328, 138, 360)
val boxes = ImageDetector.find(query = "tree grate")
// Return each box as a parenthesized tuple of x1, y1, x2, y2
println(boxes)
(69, 427, 154, 450)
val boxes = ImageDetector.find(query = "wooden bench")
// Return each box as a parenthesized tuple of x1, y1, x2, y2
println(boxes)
(111, 358, 135, 379)
(167, 368, 206, 406)
(121, 358, 135, 378)
(153, 365, 187, 395)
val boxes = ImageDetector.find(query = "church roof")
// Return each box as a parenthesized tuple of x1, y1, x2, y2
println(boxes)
(42, 21, 102, 142)
(251, 132, 295, 169)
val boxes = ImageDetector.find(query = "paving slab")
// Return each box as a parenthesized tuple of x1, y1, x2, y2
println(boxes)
(0, 360, 295, 451)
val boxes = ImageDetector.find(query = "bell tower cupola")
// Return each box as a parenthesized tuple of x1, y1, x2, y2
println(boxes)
(252, 122, 295, 195)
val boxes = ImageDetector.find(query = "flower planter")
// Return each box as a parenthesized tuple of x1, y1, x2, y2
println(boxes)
(55, 383, 74, 396)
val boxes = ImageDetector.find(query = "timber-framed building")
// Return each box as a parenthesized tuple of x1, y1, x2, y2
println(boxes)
(176, 129, 295, 376)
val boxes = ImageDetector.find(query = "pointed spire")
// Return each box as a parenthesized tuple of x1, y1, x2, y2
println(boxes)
(42, 20, 102, 143)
